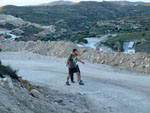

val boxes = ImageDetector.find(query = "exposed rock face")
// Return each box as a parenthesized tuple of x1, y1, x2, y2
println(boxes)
(0, 40, 78, 57)
(0, 40, 150, 74)
(12, 28, 24, 35)
(0, 14, 26, 27)
(0, 14, 56, 31)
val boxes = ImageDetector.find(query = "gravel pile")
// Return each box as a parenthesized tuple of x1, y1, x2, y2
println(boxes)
(0, 40, 150, 74)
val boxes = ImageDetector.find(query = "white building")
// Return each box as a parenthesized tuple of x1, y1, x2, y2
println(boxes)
(123, 41, 135, 54)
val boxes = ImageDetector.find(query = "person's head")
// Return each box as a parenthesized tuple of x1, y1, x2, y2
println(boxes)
(72, 49, 80, 56)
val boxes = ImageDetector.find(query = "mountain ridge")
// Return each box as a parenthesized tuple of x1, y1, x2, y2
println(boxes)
(108, 1, 150, 6)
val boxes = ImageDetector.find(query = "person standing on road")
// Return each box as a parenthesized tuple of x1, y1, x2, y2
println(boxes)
(66, 49, 85, 85)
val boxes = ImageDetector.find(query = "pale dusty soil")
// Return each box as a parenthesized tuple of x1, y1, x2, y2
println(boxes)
(1, 51, 150, 113)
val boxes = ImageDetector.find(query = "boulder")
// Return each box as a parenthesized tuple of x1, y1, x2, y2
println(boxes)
(54, 100, 63, 103)
(0, 77, 14, 89)
(130, 63, 135, 68)
(30, 89, 43, 99)
(145, 64, 150, 68)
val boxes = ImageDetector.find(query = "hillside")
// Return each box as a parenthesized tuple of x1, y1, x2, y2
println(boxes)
(1, 1, 150, 53)
(103, 31, 150, 53)
(2, 2, 150, 26)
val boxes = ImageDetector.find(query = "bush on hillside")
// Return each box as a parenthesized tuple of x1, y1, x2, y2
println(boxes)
(22, 26, 43, 37)
(0, 23, 16, 30)
(0, 60, 19, 80)
(5, 35, 12, 39)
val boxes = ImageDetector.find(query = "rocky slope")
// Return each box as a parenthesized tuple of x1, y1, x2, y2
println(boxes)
(0, 14, 59, 41)
(0, 61, 91, 113)
(0, 14, 54, 30)
(0, 40, 150, 74)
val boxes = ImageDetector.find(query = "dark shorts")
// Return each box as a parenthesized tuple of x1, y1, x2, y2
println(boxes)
(69, 65, 80, 75)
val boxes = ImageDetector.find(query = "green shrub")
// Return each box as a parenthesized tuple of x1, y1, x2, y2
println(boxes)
(0, 60, 19, 79)
(5, 35, 12, 39)
(0, 23, 16, 30)
(78, 38, 88, 43)
(142, 33, 146, 37)
(23, 26, 43, 37)
(27, 84, 35, 91)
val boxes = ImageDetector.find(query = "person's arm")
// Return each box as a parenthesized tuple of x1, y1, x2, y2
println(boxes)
(66, 55, 71, 67)
(66, 60, 70, 67)
(77, 58, 85, 64)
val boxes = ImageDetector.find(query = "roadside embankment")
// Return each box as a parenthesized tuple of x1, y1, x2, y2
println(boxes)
(0, 60, 91, 113)
(0, 40, 150, 74)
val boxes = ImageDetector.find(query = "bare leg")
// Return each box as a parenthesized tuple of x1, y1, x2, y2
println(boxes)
(76, 72, 84, 85)
(67, 74, 71, 81)
(66, 74, 71, 85)
(76, 72, 81, 81)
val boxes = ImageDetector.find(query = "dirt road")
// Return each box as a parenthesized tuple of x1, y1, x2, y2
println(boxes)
(0, 52, 150, 113)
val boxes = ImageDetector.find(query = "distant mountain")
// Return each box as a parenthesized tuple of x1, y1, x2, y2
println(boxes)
(39, 0, 75, 6)
(2, 1, 150, 26)
(108, 1, 150, 6)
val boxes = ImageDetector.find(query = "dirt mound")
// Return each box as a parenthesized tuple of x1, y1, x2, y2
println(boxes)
(0, 40, 78, 57)
(80, 49, 150, 74)
(0, 40, 150, 74)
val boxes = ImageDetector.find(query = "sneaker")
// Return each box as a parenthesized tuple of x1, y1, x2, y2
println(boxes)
(71, 81, 75, 83)
(66, 81, 70, 86)
(79, 80, 84, 85)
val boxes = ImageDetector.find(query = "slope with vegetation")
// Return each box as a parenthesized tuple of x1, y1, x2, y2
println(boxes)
(102, 31, 150, 53)
(2, 2, 150, 26)
(1, 1, 150, 52)
(0, 60, 18, 79)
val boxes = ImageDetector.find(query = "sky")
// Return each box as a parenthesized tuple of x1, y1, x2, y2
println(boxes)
(0, 0, 150, 6)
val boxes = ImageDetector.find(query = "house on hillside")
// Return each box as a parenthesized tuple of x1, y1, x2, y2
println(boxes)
(123, 41, 135, 54)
